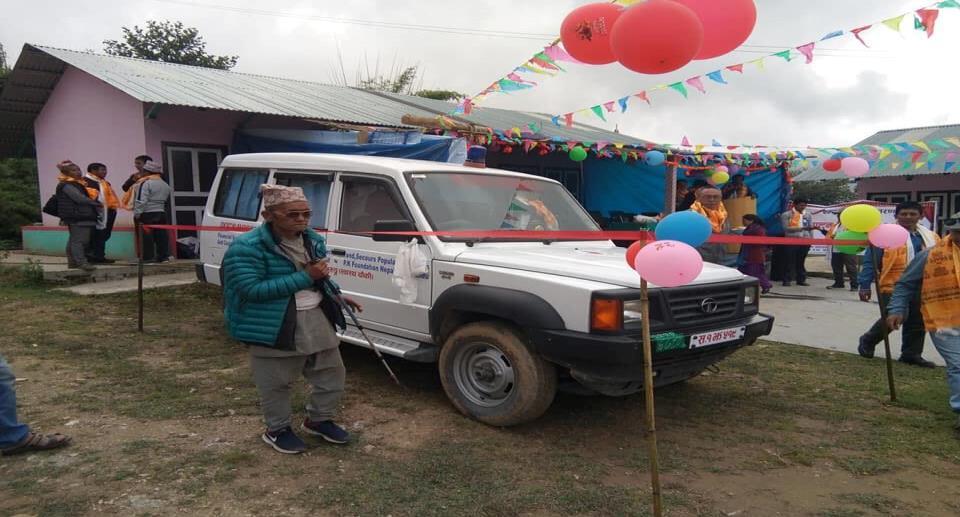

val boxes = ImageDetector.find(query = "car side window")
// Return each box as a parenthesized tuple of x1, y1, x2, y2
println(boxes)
(274, 172, 333, 229)
(339, 178, 407, 233)
(213, 168, 268, 221)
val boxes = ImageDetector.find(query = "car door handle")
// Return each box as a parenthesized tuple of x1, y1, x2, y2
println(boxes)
(329, 249, 347, 256)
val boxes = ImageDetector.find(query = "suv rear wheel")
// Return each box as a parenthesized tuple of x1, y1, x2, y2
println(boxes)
(439, 322, 557, 426)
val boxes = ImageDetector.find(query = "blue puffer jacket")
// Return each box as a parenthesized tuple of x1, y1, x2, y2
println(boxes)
(222, 224, 345, 349)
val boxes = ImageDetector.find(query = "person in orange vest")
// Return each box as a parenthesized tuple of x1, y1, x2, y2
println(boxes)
(858, 201, 940, 367)
(780, 198, 813, 286)
(689, 186, 728, 264)
(887, 212, 960, 431)
(83, 163, 120, 264)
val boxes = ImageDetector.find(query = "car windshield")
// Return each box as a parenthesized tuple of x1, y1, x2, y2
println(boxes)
(406, 172, 601, 241)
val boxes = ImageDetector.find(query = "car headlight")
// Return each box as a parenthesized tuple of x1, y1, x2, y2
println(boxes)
(623, 300, 644, 324)
(744, 285, 759, 306)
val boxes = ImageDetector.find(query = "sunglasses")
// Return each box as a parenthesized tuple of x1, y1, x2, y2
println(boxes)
(277, 210, 313, 220)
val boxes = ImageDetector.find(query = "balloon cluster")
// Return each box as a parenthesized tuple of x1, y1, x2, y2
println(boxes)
(822, 153, 870, 178)
(561, 0, 757, 75)
(707, 165, 730, 185)
(836, 204, 909, 255)
(624, 211, 712, 287)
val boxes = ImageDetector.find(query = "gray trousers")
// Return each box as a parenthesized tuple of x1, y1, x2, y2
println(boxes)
(249, 347, 345, 432)
(66, 224, 93, 267)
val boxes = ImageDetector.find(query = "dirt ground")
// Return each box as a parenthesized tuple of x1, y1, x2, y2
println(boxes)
(1, 271, 959, 516)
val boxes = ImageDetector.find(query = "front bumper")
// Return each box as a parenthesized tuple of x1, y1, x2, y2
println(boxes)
(529, 313, 774, 388)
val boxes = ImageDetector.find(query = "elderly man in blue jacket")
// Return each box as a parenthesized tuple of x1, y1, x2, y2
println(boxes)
(223, 184, 362, 454)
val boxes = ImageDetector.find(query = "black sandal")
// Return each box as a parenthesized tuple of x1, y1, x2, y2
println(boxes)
(1, 432, 72, 456)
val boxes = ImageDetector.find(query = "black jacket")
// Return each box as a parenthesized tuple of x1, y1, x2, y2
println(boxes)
(56, 182, 100, 223)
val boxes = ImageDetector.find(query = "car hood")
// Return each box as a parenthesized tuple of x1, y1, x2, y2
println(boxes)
(453, 243, 744, 288)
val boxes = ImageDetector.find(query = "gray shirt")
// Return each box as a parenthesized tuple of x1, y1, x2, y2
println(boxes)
(133, 177, 171, 217)
(781, 209, 812, 238)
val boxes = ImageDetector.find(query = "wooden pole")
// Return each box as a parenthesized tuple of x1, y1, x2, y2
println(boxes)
(869, 247, 897, 402)
(136, 221, 144, 333)
(640, 279, 664, 516)
(663, 163, 677, 216)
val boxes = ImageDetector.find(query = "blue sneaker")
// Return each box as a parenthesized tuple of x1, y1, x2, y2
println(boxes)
(261, 427, 307, 454)
(302, 420, 350, 444)
(857, 339, 875, 359)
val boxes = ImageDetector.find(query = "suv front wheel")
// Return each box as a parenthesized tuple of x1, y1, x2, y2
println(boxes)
(439, 322, 557, 426)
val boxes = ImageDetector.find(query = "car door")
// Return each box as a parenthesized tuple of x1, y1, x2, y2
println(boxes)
(324, 175, 432, 339)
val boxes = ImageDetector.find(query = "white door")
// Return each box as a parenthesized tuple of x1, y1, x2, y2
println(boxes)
(166, 145, 224, 251)
(325, 175, 432, 340)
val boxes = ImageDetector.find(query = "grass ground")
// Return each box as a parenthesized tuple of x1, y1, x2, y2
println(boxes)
(1, 266, 958, 516)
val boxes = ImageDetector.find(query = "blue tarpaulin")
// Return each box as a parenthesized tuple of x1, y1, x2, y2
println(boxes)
(232, 129, 463, 162)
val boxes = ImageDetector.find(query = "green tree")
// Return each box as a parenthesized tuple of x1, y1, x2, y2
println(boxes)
(103, 20, 238, 70)
(359, 65, 419, 94)
(792, 179, 857, 205)
(0, 159, 40, 249)
(415, 89, 466, 101)
(0, 43, 10, 91)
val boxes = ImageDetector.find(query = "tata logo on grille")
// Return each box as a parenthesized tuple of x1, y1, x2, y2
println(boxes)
(700, 298, 720, 314)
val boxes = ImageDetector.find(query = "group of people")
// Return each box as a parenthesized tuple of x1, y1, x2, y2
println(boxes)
(51, 155, 172, 271)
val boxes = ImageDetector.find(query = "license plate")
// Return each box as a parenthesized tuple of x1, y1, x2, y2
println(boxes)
(689, 326, 746, 349)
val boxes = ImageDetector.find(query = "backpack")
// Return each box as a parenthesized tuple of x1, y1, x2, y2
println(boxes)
(42, 192, 59, 217)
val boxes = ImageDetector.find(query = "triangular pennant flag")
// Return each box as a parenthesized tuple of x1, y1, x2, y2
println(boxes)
(773, 50, 792, 61)
(796, 43, 816, 64)
(933, 139, 952, 149)
(695, 144, 705, 153)
(591, 105, 607, 121)
(596, 141, 609, 151)
(879, 147, 892, 160)
(726, 64, 744, 74)
(462, 99, 474, 115)
(564, 113, 574, 128)
(712, 139, 722, 147)
(528, 122, 540, 133)
(944, 137, 960, 147)
(686, 76, 706, 94)
(912, 141, 933, 153)
(938, 0, 960, 8)
(543, 44, 581, 64)
(622, 151, 629, 163)
(945, 161, 957, 171)
(706, 70, 727, 84)
(882, 14, 906, 31)
(916, 9, 940, 37)
(603, 101, 617, 113)
(911, 151, 924, 163)
(821, 30, 844, 41)
(681, 136, 691, 147)
(551, 115, 561, 126)
(634, 91, 651, 105)
(750, 58, 766, 70)
(851, 25, 873, 47)
(915, 161, 927, 169)
(618, 96, 629, 113)
(891, 162, 901, 169)
(614, 143, 625, 149)
(530, 57, 560, 71)
(523, 141, 537, 153)
(669, 82, 689, 98)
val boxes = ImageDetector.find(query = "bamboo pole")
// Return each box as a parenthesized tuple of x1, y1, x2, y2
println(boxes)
(869, 247, 897, 402)
(136, 221, 144, 333)
(640, 279, 664, 516)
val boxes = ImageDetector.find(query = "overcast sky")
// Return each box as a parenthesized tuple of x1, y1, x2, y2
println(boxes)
(3, 0, 958, 148)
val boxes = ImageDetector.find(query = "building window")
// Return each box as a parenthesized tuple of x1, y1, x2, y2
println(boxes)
(213, 168, 268, 221)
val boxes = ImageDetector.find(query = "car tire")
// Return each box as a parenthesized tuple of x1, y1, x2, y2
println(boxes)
(439, 321, 557, 427)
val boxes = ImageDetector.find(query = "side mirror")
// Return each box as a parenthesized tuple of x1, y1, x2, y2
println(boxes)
(372, 220, 422, 243)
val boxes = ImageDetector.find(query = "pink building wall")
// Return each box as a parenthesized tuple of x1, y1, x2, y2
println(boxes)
(34, 66, 147, 225)
(857, 174, 959, 197)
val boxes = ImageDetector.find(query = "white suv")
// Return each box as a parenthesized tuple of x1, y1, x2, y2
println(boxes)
(199, 153, 774, 426)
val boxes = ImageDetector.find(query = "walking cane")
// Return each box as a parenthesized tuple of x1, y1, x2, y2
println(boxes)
(869, 246, 897, 402)
(320, 277, 402, 387)
(640, 279, 664, 516)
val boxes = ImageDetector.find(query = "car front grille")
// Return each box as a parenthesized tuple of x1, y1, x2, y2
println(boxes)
(663, 285, 741, 324)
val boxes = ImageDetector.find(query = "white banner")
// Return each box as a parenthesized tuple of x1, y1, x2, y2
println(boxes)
(807, 200, 938, 256)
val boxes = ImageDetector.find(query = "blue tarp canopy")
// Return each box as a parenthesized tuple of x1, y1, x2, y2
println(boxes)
(232, 129, 465, 163)
(582, 158, 790, 233)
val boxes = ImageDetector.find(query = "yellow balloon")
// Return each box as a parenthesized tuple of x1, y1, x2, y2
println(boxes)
(840, 204, 882, 233)
(710, 171, 730, 185)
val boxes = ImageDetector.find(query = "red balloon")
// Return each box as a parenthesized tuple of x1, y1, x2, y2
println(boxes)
(672, 0, 757, 60)
(625, 240, 646, 268)
(823, 159, 842, 172)
(560, 3, 623, 65)
(610, 0, 704, 74)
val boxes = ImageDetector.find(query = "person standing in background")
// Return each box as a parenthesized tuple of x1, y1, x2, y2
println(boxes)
(780, 198, 813, 287)
(55, 161, 101, 271)
(83, 163, 119, 264)
(122, 154, 153, 192)
(820, 214, 859, 291)
(738, 214, 772, 294)
(123, 161, 171, 263)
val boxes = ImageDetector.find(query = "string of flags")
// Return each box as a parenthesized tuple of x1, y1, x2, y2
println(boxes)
(548, 0, 958, 128)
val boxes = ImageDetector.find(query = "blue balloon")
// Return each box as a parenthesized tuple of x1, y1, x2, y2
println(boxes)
(645, 150, 666, 166)
(831, 152, 851, 160)
(655, 211, 713, 247)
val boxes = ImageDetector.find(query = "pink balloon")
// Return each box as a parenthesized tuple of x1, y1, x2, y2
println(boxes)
(610, 0, 703, 74)
(672, 0, 758, 60)
(841, 157, 870, 178)
(868, 224, 910, 249)
(560, 3, 623, 65)
(633, 240, 704, 287)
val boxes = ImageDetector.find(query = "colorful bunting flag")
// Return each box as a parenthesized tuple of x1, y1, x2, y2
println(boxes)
(543, 44, 580, 64)
(686, 76, 706, 94)
(879, 148, 892, 160)
(821, 30, 844, 40)
(912, 141, 933, 153)
(882, 14, 906, 31)
(851, 25, 873, 47)
(916, 9, 940, 37)
(939, 0, 960, 8)
(551, 115, 560, 127)
(635, 91, 651, 105)
(706, 70, 727, 84)
(796, 43, 816, 64)
(681, 136, 691, 147)
(712, 139, 722, 147)
(946, 137, 960, 148)
(564, 113, 573, 128)
(603, 101, 616, 113)
(618, 97, 629, 113)
(669, 82, 689, 98)
(750, 58, 766, 70)
(726, 64, 744, 74)
(773, 50, 793, 62)
(591, 105, 607, 121)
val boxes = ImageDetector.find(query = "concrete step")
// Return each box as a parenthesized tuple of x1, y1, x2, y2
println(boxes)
(54, 272, 199, 295)
(42, 260, 198, 285)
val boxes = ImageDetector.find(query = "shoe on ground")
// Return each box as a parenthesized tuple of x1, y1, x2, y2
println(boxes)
(782, 282, 792, 287)
(898, 356, 937, 368)
(826, 284, 845, 289)
(857, 340, 876, 359)
(302, 420, 350, 444)
(761, 288, 771, 295)
(79, 264, 96, 272)
(89, 258, 116, 264)
(261, 427, 307, 454)
(797, 282, 810, 287)
(850, 285, 859, 291)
